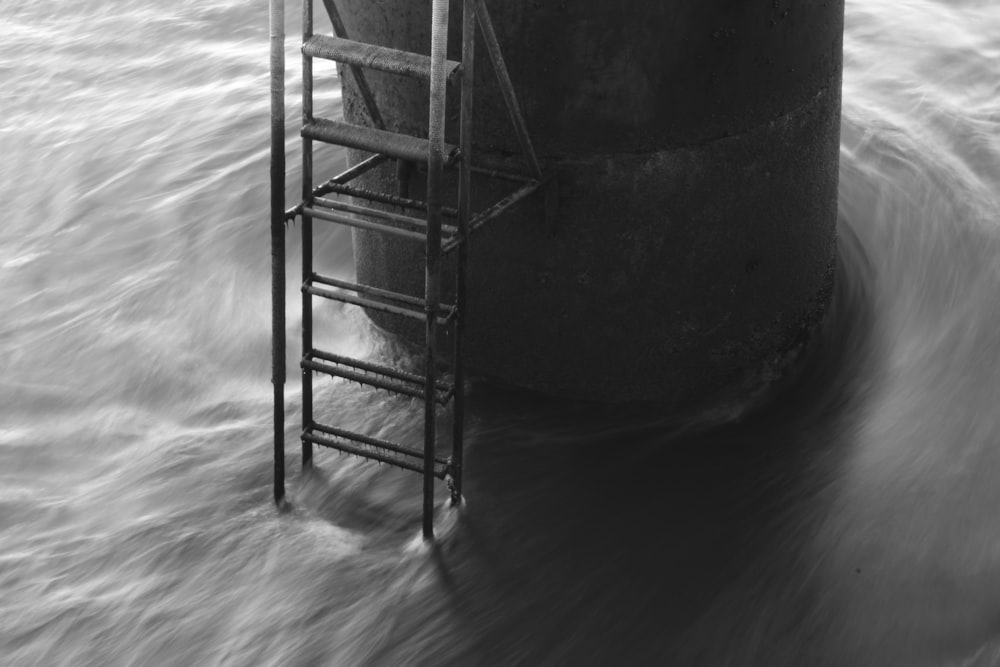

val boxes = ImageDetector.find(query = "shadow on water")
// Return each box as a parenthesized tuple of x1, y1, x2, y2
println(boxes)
(375, 221, 885, 665)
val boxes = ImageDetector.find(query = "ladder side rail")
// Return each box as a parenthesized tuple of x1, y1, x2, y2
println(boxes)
(451, 0, 476, 506)
(473, 0, 542, 181)
(319, 0, 386, 130)
(302, 0, 315, 469)
(269, 0, 287, 506)
(423, 0, 451, 541)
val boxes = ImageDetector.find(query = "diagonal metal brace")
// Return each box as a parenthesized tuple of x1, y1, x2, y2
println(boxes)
(320, 0, 386, 130)
(474, 0, 543, 181)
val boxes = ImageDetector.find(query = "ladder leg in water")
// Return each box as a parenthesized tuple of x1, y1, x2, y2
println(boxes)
(270, 0, 548, 539)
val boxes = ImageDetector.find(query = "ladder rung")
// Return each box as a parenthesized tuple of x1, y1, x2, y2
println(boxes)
(303, 35, 460, 83)
(303, 206, 458, 246)
(305, 283, 425, 323)
(307, 273, 457, 326)
(303, 350, 455, 404)
(303, 118, 460, 167)
(318, 182, 459, 219)
(312, 348, 452, 392)
(312, 422, 449, 466)
(287, 155, 393, 223)
(303, 206, 426, 242)
(313, 197, 458, 236)
(306, 285, 457, 327)
(303, 423, 449, 477)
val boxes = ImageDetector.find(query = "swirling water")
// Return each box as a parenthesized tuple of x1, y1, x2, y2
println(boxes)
(2, 1, 1000, 665)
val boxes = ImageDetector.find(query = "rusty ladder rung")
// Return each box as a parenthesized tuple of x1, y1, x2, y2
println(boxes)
(305, 272, 457, 325)
(303, 349, 455, 404)
(303, 34, 461, 83)
(315, 181, 460, 219)
(303, 118, 460, 167)
(304, 422, 450, 476)
(313, 196, 459, 236)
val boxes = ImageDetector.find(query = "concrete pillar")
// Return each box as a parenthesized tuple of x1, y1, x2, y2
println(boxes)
(336, 0, 844, 406)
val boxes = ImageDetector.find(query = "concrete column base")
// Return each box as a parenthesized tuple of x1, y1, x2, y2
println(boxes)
(336, 0, 844, 407)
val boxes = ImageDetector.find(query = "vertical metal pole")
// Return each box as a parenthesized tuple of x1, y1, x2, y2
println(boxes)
(269, 0, 286, 505)
(451, 0, 475, 506)
(424, 0, 450, 541)
(301, 0, 315, 469)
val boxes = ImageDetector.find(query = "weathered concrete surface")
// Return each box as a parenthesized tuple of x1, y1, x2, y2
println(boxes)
(335, 0, 844, 406)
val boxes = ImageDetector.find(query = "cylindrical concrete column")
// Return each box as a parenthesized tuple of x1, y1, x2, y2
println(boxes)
(336, 0, 844, 406)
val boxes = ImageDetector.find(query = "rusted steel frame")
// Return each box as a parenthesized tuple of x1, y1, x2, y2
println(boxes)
(312, 423, 450, 466)
(312, 153, 389, 198)
(450, 0, 476, 506)
(304, 429, 449, 478)
(269, 0, 286, 506)
(303, 118, 460, 165)
(317, 182, 459, 218)
(468, 178, 544, 232)
(305, 284, 427, 322)
(304, 355, 454, 405)
(312, 272, 456, 316)
(303, 357, 426, 400)
(313, 272, 426, 307)
(303, 34, 461, 83)
(303, 206, 427, 241)
(313, 196, 458, 235)
(306, 203, 456, 240)
(301, 0, 315, 469)
(307, 432, 426, 475)
(311, 348, 453, 393)
(473, 0, 542, 180)
(286, 154, 391, 219)
(285, 153, 389, 220)
(319, 0, 385, 130)
(422, 0, 450, 541)
(303, 356, 454, 404)
(409, 150, 532, 181)
(305, 283, 454, 328)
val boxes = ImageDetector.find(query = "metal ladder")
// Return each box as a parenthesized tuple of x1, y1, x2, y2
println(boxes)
(269, 0, 545, 540)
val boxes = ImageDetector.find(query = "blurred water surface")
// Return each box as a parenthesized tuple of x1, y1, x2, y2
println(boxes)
(2, 1, 1000, 664)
